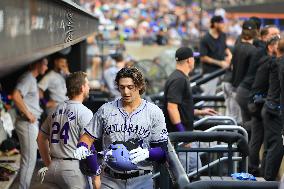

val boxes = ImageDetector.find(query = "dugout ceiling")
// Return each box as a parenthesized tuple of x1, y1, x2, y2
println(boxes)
(0, 0, 98, 77)
(224, 1, 284, 14)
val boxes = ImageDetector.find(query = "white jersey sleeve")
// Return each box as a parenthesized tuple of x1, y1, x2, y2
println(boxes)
(84, 106, 104, 139)
(16, 73, 32, 96)
(149, 105, 168, 144)
(38, 73, 50, 91)
(78, 108, 93, 136)
(40, 115, 52, 136)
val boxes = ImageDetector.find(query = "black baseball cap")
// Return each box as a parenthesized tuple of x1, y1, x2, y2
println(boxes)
(242, 20, 257, 30)
(210, 15, 224, 24)
(175, 47, 197, 61)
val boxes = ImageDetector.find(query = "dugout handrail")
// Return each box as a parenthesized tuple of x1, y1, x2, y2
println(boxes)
(169, 131, 249, 157)
(187, 156, 242, 178)
(191, 69, 226, 87)
(194, 116, 237, 130)
(189, 73, 202, 82)
(187, 180, 279, 189)
(205, 125, 248, 142)
(205, 125, 249, 172)
(166, 139, 190, 189)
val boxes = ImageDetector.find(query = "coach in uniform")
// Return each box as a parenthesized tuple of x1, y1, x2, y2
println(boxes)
(74, 67, 168, 189)
(38, 54, 69, 114)
(12, 58, 48, 189)
(37, 71, 100, 188)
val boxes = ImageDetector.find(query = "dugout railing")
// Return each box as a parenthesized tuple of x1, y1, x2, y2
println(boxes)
(156, 131, 279, 189)
(193, 116, 237, 130)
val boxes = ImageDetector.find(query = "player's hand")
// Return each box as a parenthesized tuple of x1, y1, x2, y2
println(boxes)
(220, 60, 230, 69)
(26, 112, 36, 123)
(74, 146, 89, 160)
(46, 100, 57, 108)
(129, 147, 149, 164)
(199, 108, 218, 116)
(37, 167, 48, 184)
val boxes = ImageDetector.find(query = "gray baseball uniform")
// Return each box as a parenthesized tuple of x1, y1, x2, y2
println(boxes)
(40, 100, 93, 189)
(103, 66, 121, 98)
(84, 99, 168, 189)
(15, 71, 42, 189)
(38, 70, 68, 114)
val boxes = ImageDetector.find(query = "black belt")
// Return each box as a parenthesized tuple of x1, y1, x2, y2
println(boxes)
(62, 158, 77, 161)
(104, 167, 151, 180)
(52, 157, 77, 161)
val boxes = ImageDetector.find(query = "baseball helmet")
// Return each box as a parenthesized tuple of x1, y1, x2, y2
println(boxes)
(105, 139, 141, 171)
(79, 145, 101, 176)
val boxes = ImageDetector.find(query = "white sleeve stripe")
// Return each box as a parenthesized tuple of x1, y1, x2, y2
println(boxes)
(151, 139, 168, 143)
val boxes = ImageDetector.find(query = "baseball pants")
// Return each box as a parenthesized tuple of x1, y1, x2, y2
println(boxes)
(179, 142, 202, 173)
(200, 75, 219, 106)
(101, 173, 153, 189)
(261, 106, 284, 181)
(15, 118, 39, 189)
(42, 159, 91, 189)
(248, 115, 264, 174)
(222, 82, 242, 124)
(235, 86, 252, 131)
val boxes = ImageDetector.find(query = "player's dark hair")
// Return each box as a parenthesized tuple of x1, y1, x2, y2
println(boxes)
(29, 58, 47, 70)
(53, 53, 67, 61)
(66, 71, 87, 98)
(113, 53, 124, 63)
(115, 67, 146, 95)
(241, 29, 258, 41)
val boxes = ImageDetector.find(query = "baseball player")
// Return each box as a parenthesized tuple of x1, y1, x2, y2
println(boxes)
(74, 67, 168, 189)
(36, 71, 99, 189)
(11, 58, 48, 189)
(38, 54, 69, 115)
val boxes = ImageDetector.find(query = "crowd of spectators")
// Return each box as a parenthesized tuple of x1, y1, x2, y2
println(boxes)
(79, 0, 248, 46)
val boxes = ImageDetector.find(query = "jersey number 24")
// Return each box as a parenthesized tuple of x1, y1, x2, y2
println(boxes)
(51, 122, 70, 144)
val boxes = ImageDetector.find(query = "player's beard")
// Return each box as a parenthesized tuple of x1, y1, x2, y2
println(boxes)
(83, 91, 89, 99)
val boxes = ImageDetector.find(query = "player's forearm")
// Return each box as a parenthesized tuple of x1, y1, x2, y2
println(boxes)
(37, 132, 51, 167)
(167, 103, 181, 124)
(200, 56, 222, 66)
(194, 109, 202, 116)
(92, 175, 101, 189)
(39, 88, 44, 99)
(225, 48, 232, 60)
(12, 90, 31, 117)
(79, 133, 95, 149)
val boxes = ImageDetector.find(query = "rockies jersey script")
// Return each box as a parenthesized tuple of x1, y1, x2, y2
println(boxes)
(40, 100, 93, 159)
(85, 99, 168, 170)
